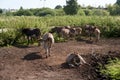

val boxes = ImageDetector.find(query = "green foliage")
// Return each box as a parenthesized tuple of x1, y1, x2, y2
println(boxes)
(86, 5, 94, 9)
(101, 59, 120, 80)
(55, 9, 65, 16)
(83, 9, 93, 16)
(53, 33, 65, 43)
(0, 9, 2, 14)
(63, 0, 79, 15)
(116, 0, 120, 6)
(14, 9, 33, 16)
(0, 30, 17, 46)
(0, 16, 120, 46)
(77, 10, 85, 16)
(2, 5, 120, 16)
(107, 4, 120, 15)
(92, 9, 110, 16)
(83, 9, 109, 16)
(6, 11, 14, 16)
(55, 5, 62, 9)
(35, 8, 55, 16)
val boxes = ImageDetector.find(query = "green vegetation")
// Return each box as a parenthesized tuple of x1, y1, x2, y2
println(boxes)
(0, 16, 120, 46)
(0, 0, 120, 78)
(0, 0, 120, 79)
(0, 0, 120, 46)
(63, 0, 79, 15)
(1, 0, 120, 16)
(101, 59, 120, 80)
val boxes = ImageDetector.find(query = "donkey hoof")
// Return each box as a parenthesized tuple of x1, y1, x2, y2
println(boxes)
(46, 56, 48, 58)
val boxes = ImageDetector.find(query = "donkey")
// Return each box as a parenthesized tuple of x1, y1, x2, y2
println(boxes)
(39, 33, 54, 58)
(94, 27, 101, 42)
(49, 26, 71, 38)
(69, 27, 82, 37)
(21, 28, 41, 45)
(84, 25, 101, 42)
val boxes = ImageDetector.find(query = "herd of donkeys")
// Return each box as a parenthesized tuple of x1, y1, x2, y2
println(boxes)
(21, 25, 101, 68)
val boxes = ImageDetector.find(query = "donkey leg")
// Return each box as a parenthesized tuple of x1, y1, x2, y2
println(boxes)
(45, 48, 49, 58)
(27, 36, 30, 45)
(89, 33, 92, 40)
(96, 33, 100, 42)
(48, 48, 51, 57)
(48, 43, 52, 57)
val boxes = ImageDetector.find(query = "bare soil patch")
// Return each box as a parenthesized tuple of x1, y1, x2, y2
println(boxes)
(0, 38, 120, 80)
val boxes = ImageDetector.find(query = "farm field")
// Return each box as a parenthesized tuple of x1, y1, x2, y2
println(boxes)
(0, 38, 120, 80)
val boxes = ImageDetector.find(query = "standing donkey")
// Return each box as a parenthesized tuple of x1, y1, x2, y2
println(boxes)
(39, 33, 54, 58)
(21, 28, 41, 45)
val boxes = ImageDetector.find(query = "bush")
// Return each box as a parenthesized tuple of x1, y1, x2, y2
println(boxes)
(36, 8, 55, 16)
(0, 30, 18, 46)
(101, 59, 120, 80)
(55, 9, 65, 16)
(83, 9, 93, 16)
(14, 10, 33, 16)
(1, 16, 120, 46)
(107, 4, 120, 15)
(92, 9, 110, 16)
(77, 10, 85, 16)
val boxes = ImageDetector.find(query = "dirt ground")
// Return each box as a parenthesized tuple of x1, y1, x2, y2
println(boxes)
(0, 38, 120, 80)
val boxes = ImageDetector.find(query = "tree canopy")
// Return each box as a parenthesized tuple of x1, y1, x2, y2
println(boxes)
(0, 9, 3, 14)
(55, 5, 62, 9)
(116, 0, 120, 6)
(63, 0, 79, 15)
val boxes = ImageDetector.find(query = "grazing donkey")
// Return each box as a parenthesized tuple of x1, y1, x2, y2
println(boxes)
(49, 27, 63, 37)
(85, 25, 101, 42)
(60, 28, 70, 39)
(49, 26, 82, 40)
(69, 27, 82, 37)
(39, 33, 54, 58)
(21, 28, 41, 45)
(49, 26, 71, 40)
(94, 27, 101, 42)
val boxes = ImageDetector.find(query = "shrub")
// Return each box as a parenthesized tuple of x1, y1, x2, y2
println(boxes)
(36, 8, 55, 16)
(77, 10, 85, 16)
(92, 9, 110, 16)
(101, 59, 120, 80)
(83, 9, 93, 16)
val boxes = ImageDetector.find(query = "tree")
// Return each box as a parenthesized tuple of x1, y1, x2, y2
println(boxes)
(55, 5, 62, 9)
(0, 9, 2, 14)
(116, 0, 120, 6)
(14, 7, 33, 16)
(87, 5, 94, 9)
(106, 0, 120, 15)
(63, 0, 79, 15)
(35, 8, 55, 16)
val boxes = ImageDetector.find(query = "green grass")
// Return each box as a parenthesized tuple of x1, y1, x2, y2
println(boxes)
(101, 59, 120, 80)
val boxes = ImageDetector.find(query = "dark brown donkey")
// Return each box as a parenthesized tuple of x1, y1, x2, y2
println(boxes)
(21, 28, 41, 45)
